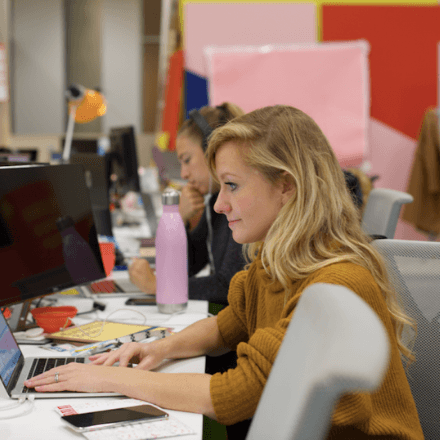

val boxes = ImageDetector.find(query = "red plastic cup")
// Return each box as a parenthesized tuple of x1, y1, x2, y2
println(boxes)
(99, 242, 116, 277)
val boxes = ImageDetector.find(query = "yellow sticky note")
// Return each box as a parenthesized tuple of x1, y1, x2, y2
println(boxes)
(60, 288, 80, 295)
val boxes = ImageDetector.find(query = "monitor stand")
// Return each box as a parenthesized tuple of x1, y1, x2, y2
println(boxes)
(7, 299, 36, 332)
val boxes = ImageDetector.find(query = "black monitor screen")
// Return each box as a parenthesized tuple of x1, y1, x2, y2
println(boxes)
(70, 153, 113, 237)
(70, 153, 110, 208)
(62, 138, 98, 154)
(0, 164, 106, 308)
(108, 126, 140, 194)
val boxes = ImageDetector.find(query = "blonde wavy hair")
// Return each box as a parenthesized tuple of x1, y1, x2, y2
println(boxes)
(206, 105, 416, 365)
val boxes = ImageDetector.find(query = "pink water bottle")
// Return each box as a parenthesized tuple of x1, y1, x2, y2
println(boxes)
(155, 189, 188, 313)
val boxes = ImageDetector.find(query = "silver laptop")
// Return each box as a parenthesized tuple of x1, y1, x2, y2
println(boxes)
(84, 278, 151, 298)
(0, 310, 120, 399)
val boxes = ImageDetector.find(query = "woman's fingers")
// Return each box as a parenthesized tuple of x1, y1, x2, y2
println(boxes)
(24, 363, 109, 393)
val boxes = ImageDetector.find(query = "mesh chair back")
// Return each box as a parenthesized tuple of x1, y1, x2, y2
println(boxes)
(362, 188, 413, 238)
(373, 239, 440, 439)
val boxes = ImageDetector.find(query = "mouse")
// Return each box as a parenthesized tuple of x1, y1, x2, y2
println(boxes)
(25, 327, 45, 338)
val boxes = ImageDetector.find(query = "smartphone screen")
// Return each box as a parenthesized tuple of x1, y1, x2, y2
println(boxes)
(61, 404, 169, 432)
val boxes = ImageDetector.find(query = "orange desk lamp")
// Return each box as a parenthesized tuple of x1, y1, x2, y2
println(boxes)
(62, 84, 107, 162)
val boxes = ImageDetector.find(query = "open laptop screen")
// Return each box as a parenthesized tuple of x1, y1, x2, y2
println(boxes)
(0, 311, 20, 387)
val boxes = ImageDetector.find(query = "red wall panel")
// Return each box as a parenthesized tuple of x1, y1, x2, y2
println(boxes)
(322, 5, 440, 139)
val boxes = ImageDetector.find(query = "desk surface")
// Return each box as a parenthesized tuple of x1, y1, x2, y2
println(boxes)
(2, 298, 209, 440)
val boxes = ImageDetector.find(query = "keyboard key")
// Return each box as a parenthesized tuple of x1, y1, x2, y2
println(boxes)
(55, 358, 66, 367)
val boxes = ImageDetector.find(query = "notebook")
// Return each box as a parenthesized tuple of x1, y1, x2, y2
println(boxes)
(0, 310, 121, 399)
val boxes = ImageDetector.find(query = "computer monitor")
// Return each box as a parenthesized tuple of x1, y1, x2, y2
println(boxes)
(107, 126, 141, 195)
(0, 153, 32, 163)
(70, 153, 113, 237)
(0, 164, 106, 311)
(61, 138, 98, 154)
(0, 147, 39, 163)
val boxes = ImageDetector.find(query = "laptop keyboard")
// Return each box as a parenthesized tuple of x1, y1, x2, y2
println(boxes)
(22, 357, 85, 393)
(89, 280, 123, 293)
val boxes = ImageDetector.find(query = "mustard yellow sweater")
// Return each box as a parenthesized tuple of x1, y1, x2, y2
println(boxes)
(210, 257, 424, 439)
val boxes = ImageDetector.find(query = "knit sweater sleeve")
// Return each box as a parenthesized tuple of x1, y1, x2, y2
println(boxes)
(214, 270, 249, 349)
(211, 297, 296, 425)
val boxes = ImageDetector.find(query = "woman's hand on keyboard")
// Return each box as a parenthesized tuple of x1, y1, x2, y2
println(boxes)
(128, 258, 156, 294)
(23, 363, 121, 394)
(90, 340, 167, 371)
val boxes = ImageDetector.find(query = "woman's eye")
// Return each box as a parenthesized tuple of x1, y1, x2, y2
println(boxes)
(226, 182, 237, 191)
(183, 157, 191, 165)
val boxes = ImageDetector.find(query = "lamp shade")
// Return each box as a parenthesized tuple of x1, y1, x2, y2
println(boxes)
(68, 88, 107, 124)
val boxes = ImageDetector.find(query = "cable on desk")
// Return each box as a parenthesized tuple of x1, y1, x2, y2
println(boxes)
(72, 308, 148, 339)
(0, 395, 35, 419)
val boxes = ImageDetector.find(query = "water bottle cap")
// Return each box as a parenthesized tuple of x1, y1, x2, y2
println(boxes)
(162, 188, 180, 205)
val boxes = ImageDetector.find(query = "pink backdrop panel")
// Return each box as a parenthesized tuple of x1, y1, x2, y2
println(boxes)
(368, 117, 426, 241)
(184, 2, 316, 76)
(205, 41, 370, 167)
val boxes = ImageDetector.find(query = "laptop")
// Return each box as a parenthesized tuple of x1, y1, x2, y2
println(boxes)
(84, 192, 158, 297)
(0, 310, 121, 399)
(152, 146, 182, 183)
(85, 278, 152, 298)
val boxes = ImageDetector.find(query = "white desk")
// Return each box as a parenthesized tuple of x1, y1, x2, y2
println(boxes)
(2, 298, 209, 440)
(111, 207, 154, 258)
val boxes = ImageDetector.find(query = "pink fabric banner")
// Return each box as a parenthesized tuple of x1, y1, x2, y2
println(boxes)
(205, 41, 371, 168)
(184, 2, 316, 76)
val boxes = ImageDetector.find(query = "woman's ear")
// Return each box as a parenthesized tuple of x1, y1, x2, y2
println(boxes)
(280, 172, 296, 205)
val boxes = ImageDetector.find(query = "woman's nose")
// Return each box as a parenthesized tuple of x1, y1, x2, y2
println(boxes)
(214, 192, 230, 214)
(180, 165, 189, 180)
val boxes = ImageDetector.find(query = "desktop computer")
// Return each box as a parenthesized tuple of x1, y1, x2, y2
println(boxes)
(70, 153, 113, 237)
(106, 126, 159, 238)
(0, 163, 107, 330)
(107, 126, 141, 196)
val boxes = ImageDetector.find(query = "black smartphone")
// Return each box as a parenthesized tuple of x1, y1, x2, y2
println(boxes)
(125, 296, 157, 306)
(61, 404, 169, 432)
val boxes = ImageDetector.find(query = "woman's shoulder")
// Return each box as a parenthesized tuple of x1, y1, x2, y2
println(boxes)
(308, 261, 378, 295)
(316, 260, 372, 276)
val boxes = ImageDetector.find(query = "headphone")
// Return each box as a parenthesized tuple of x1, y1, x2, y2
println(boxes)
(188, 109, 213, 152)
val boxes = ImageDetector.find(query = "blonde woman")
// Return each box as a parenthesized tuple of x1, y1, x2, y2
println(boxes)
(26, 106, 423, 440)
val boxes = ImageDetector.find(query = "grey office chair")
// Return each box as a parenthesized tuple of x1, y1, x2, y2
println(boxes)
(246, 283, 390, 440)
(373, 239, 440, 440)
(362, 188, 413, 238)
